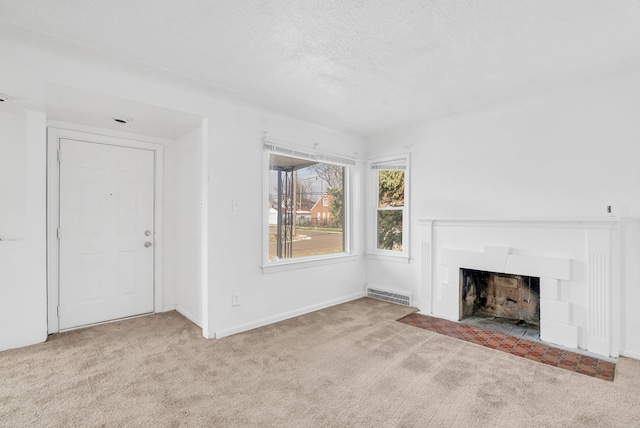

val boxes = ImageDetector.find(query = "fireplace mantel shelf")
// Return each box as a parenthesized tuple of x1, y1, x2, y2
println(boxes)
(417, 217, 620, 229)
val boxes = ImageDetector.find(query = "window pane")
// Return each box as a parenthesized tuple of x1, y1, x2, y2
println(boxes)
(377, 210, 403, 251)
(378, 170, 404, 208)
(269, 154, 345, 260)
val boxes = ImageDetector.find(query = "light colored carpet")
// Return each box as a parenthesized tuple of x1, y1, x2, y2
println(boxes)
(1, 297, 639, 427)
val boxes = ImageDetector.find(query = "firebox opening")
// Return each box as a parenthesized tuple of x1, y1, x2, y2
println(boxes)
(460, 268, 540, 327)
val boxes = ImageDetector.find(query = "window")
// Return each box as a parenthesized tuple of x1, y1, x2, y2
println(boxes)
(368, 154, 409, 259)
(264, 143, 353, 267)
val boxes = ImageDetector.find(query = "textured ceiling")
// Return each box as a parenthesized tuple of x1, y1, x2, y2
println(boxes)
(2, 0, 640, 136)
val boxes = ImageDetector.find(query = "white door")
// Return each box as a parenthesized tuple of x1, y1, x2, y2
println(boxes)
(58, 139, 155, 330)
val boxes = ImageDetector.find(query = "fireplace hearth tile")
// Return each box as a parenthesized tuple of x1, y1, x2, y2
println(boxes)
(398, 313, 616, 382)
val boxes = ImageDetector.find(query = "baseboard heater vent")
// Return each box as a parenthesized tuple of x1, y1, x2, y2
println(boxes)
(366, 287, 412, 307)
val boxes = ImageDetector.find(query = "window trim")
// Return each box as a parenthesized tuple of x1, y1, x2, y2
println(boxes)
(262, 141, 354, 272)
(367, 153, 410, 260)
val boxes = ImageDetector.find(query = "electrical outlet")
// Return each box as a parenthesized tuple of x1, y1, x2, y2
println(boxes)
(232, 293, 241, 306)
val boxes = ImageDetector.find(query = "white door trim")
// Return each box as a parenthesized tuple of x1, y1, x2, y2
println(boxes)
(47, 126, 165, 333)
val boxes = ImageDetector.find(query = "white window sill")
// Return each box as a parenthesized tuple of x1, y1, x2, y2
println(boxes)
(366, 253, 411, 264)
(262, 253, 359, 274)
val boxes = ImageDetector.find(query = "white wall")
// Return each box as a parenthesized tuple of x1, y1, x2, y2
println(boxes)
(365, 67, 640, 358)
(206, 106, 366, 337)
(622, 219, 640, 359)
(0, 110, 26, 240)
(0, 111, 47, 351)
(0, 23, 365, 349)
(164, 127, 204, 326)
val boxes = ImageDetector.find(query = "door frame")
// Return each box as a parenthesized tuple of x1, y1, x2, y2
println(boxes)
(47, 125, 165, 333)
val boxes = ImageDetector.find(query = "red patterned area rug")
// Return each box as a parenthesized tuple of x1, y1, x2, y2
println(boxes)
(399, 312, 615, 382)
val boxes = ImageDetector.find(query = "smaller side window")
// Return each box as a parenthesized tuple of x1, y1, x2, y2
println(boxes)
(368, 155, 409, 258)
(377, 169, 405, 251)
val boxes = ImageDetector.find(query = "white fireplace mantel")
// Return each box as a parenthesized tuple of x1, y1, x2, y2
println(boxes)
(418, 217, 620, 229)
(418, 217, 620, 358)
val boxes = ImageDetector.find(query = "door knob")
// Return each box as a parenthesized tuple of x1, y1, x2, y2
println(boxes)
(144, 241, 152, 248)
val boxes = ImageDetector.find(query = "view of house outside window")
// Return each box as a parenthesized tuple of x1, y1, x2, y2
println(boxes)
(268, 152, 346, 260)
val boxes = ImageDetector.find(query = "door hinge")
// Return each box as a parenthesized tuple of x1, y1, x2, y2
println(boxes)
(57, 149, 61, 163)
(57, 305, 60, 317)
(57, 228, 60, 239)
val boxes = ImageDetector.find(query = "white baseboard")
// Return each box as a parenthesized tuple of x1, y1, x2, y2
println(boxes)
(620, 349, 640, 360)
(161, 304, 177, 312)
(176, 306, 202, 328)
(214, 291, 365, 339)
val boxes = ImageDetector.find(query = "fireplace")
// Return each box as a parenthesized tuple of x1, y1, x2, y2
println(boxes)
(460, 269, 540, 327)
(418, 218, 620, 358)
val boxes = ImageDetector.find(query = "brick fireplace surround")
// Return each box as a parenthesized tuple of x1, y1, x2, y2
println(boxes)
(418, 218, 620, 358)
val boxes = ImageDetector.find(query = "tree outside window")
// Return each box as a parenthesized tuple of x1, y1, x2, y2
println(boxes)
(268, 152, 347, 261)
(369, 155, 409, 257)
(377, 170, 404, 251)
